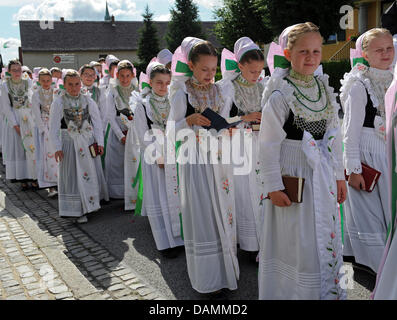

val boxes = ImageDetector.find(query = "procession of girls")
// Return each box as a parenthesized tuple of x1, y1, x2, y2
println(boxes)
(1, 22, 396, 300)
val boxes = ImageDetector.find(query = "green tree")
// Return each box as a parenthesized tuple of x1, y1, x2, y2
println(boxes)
(137, 5, 160, 68)
(166, 0, 204, 52)
(257, 0, 354, 41)
(214, 0, 273, 50)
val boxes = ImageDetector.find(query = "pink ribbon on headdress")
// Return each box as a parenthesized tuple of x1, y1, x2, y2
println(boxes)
(266, 41, 286, 75)
(171, 46, 193, 77)
(349, 33, 369, 68)
(1, 67, 9, 80)
(221, 48, 240, 79)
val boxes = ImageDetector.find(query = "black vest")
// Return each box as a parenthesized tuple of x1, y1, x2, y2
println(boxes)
(362, 90, 377, 128)
(283, 110, 326, 141)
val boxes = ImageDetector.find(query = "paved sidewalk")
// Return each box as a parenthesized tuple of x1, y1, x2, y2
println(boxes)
(0, 163, 165, 300)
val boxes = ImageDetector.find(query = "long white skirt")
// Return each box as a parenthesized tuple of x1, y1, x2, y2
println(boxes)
(104, 129, 125, 198)
(142, 160, 184, 250)
(3, 121, 31, 180)
(58, 130, 108, 217)
(343, 128, 390, 272)
(179, 149, 238, 294)
(233, 130, 264, 252)
(34, 128, 57, 188)
(258, 139, 344, 300)
(0, 113, 3, 152)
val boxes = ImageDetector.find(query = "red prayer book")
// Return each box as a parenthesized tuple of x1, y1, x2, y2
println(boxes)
(345, 163, 381, 193)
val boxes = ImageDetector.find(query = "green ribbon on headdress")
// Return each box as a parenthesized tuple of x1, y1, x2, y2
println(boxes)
(5, 72, 11, 77)
(225, 59, 240, 73)
(352, 57, 370, 67)
(175, 61, 193, 77)
(141, 82, 151, 90)
(274, 55, 291, 69)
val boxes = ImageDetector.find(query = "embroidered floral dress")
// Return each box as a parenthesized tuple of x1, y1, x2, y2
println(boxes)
(104, 80, 138, 198)
(49, 92, 108, 217)
(0, 78, 36, 181)
(219, 73, 267, 252)
(133, 90, 184, 250)
(258, 68, 346, 300)
(32, 87, 58, 187)
(340, 63, 393, 273)
(166, 76, 239, 293)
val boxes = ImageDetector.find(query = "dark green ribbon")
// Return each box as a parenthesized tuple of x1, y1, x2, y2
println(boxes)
(274, 55, 291, 69)
(175, 61, 193, 77)
(101, 123, 111, 170)
(352, 57, 370, 67)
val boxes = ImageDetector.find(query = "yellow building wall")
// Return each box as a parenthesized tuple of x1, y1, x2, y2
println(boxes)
(322, 1, 380, 61)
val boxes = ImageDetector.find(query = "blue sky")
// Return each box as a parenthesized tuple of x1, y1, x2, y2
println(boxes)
(0, 0, 220, 65)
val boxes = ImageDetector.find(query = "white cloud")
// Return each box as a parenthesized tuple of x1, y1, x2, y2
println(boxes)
(0, 38, 21, 65)
(13, 0, 141, 23)
(155, 13, 171, 21)
(194, 0, 222, 10)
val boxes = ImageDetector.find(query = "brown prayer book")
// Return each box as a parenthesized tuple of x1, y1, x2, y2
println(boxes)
(345, 163, 381, 193)
(282, 176, 305, 203)
(251, 123, 261, 131)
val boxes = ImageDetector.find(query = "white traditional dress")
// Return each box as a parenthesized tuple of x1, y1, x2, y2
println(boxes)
(32, 87, 58, 188)
(219, 73, 266, 252)
(340, 63, 392, 273)
(0, 78, 36, 181)
(373, 63, 397, 299)
(134, 90, 184, 250)
(167, 76, 239, 293)
(49, 92, 109, 218)
(104, 80, 138, 199)
(258, 68, 346, 300)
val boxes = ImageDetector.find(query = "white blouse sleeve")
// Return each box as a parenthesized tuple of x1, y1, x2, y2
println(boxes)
(342, 81, 367, 175)
(87, 97, 104, 147)
(48, 96, 63, 152)
(168, 87, 189, 133)
(258, 91, 289, 194)
(105, 90, 124, 141)
(0, 82, 18, 128)
(31, 91, 45, 133)
(98, 88, 108, 128)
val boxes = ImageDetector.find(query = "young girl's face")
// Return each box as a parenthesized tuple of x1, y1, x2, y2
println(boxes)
(150, 73, 171, 97)
(238, 59, 265, 84)
(9, 64, 22, 81)
(363, 34, 395, 70)
(188, 55, 218, 85)
(39, 75, 52, 90)
(117, 69, 134, 87)
(64, 76, 82, 97)
(81, 68, 96, 87)
(285, 32, 322, 76)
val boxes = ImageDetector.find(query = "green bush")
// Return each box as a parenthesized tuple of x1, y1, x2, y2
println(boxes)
(321, 60, 351, 93)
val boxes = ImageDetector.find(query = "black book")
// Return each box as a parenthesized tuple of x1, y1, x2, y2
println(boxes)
(201, 108, 242, 131)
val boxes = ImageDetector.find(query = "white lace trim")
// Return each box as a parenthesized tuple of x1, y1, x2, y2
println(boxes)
(340, 63, 393, 113)
(262, 68, 339, 129)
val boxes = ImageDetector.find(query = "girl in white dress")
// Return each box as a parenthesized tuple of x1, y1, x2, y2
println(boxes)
(258, 23, 347, 300)
(340, 28, 395, 274)
(373, 57, 397, 300)
(133, 62, 184, 258)
(104, 60, 138, 199)
(166, 37, 239, 295)
(49, 70, 109, 224)
(0, 59, 37, 190)
(219, 37, 267, 260)
(31, 68, 58, 196)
